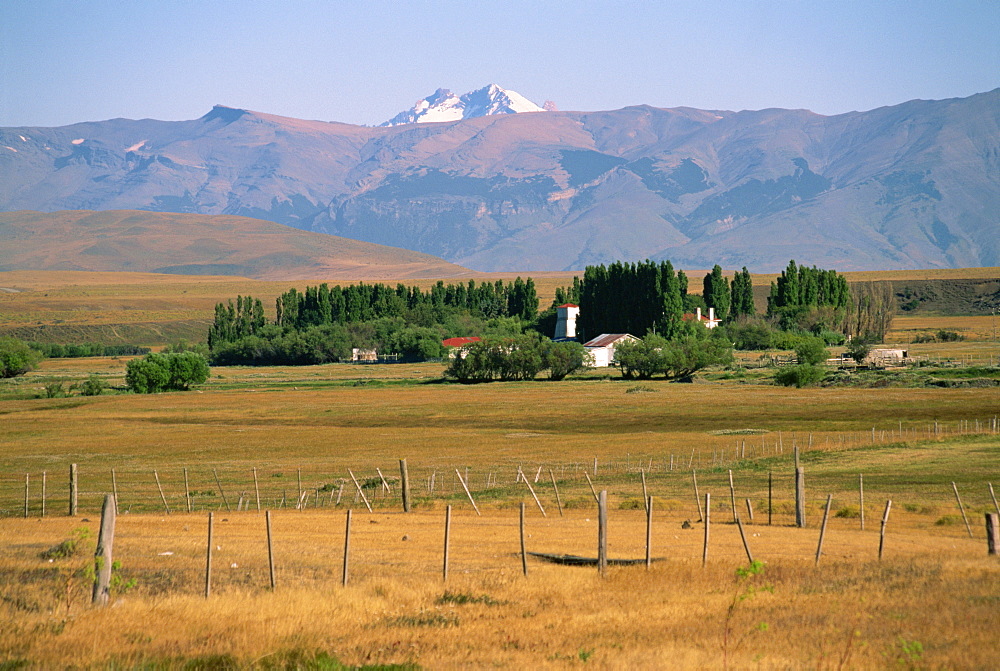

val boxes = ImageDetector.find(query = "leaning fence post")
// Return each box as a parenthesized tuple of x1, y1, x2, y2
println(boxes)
(154, 470, 170, 514)
(455, 469, 481, 516)
(952, 482, 973, 538)
(205, 512, 214, 598)
(878, 500, 892, 560)
(597, 490, 608, 576)
(91, 494, 117, 605)
(549, 469, 563, 517)
(399, 459, 411, 513)
(518, 467, 546, 517)
(213, 469, 231, 513)
(69, 463, 78, 516)
(110, 469, 118, 515)
(815, 494, 833, 565)
(584, 471, 599, 504)
(736, 514, 754, 564)
(692, 470, 704, 522)
(728, 470, 737, 523)
(183, 468, 191, 513)
(266, 510, 276, 589)
(348, 470, 373, 513)
(641, 470, 649, 513)
(990, 483, 1000, 518)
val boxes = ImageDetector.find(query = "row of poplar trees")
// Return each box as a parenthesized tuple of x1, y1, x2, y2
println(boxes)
(208, 278, 538, 349)
(575, 259, 848, 341)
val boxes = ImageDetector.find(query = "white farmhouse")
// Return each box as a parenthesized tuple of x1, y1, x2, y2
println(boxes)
(583, 333, 639, 367)
(682, 307, 721, 329)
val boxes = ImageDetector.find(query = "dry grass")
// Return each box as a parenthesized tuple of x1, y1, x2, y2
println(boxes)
(2, 502, 999, 669)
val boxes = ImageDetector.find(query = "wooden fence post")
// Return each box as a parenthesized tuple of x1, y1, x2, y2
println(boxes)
(692, 470, 704, 522)
(549, 469, 563, 516)
(520, 502, 528, 577)
(183, 468, 191, 513)
(990, 483, 1000, 518)
(736, 515, 753, 564)
(518, 467, 546, 517)
(641, 470, 649, 512)
(69, 463, 78, 516)
(266, 510, 276, 589)
(442, 505, 452, 581)
(342, 509, 352, 586)
(399, 459, 411, 513)
(455, 469, 480, 516)
(795, 467, 806, 528)
(702, 492, 711, 567)
(986, 513, 999, 556)
(745, 498, 754, 523)
(878, 500, 892, 560)
(768, 471, 772, 526)
(815, 494, 833, 565)
(253, 468, 261, 512)
(205, 512, 214, 598)
(348, 470, 373, 513)
(859, 474, 865, 531)
(597, 490, 608, 576)
(952, 482, 973, 538)
(154, 470, 170, 514)
(728, 470, 737, 523)
(213, 469, 231, 513)
(584, 471, 599, 504)
(92, 494, 117, 605)
(645, 496, 653, 569)
(110, 469, 118, 515)
(297, 468, 303, 510)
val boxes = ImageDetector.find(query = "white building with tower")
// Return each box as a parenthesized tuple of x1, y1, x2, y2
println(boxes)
(554, 303, 580, 339)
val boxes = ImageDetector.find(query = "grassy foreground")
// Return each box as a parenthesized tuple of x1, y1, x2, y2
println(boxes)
(2, 356, 1000, 668)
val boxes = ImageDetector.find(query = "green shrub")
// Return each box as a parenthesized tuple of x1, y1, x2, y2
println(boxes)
(0, 337, 43, 378)
(79, 375, 107, 396)
(774, 364, 825, 388)
(125, 352, 209, 393)
(794, 336, 829, 365)
(835, 505, 860, 518)
(44, 381, 66, 398)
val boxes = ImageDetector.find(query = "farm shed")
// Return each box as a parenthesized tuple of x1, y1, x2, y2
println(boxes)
(865, 348, 908, 365)
(583, 333, 638, 367)
(351, 348, 377, 362)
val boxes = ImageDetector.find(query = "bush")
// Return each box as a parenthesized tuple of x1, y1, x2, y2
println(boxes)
(774, 364, 825, 388)
(845, 339, 871, 364)
(0, 337, 43, 378)
(80, 375, 107, 396)
(541, 341, 592, 380)
(444, 334, 547, 383)
(794, 336, 829, 366)
(126, 352, 210, 393)
(615, 333, 733, 380)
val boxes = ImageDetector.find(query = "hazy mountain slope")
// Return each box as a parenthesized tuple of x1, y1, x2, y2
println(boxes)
(1, 89, 998, 272)
(0, 210, 471, 280)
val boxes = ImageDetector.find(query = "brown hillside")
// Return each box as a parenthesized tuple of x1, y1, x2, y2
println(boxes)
(0, 210, 472, 280)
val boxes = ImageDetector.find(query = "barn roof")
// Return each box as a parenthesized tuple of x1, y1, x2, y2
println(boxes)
(441, 336, 481, 348)
(583, 333, 636, 348)
(557, 303, 579, 308)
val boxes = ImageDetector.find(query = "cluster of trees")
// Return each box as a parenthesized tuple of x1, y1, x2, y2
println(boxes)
(207, 278, 540, 365)
(767, 260, 851, 314)
(125, 352, 210, 393)
(0, 337, 43, 378)
(27, 342, 150, 358)
(575, 261, 759, 341)
(614, 331, 734, 380)
(444, 336, 591, 383)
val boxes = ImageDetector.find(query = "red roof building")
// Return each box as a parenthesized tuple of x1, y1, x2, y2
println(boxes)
(441, 336, 481, 348)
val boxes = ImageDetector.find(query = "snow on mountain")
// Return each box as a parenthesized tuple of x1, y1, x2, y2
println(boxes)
(380, 84, 544, 126)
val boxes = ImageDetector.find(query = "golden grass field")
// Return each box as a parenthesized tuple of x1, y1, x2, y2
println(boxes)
(1, 267, 999, 668)
(2, 353, 1000, 668)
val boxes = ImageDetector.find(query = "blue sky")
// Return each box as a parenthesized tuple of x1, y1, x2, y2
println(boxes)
(1, 0, 997, 127)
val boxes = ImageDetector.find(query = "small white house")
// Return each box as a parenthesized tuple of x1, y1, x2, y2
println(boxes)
(583, 333, 639, 367)
(682, 307, 721, 329)
(351, 348, 377, 362)
(554, 303, 580, 339)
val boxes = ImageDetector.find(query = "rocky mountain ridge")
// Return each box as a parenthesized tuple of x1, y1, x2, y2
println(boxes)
(1, 88, 998, 272)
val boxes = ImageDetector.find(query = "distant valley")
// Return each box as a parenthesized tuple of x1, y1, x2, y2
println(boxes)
(1, 86, 998, 272)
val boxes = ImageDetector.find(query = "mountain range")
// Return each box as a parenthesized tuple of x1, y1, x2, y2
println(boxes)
(1, 86, 998, 272)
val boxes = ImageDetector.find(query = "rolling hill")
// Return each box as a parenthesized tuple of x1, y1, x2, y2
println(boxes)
(0, 210, 471, 280)
(2, 88, 998, 272)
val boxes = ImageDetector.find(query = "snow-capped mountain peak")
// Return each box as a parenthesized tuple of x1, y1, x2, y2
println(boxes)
(380, 84, 545, 126)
